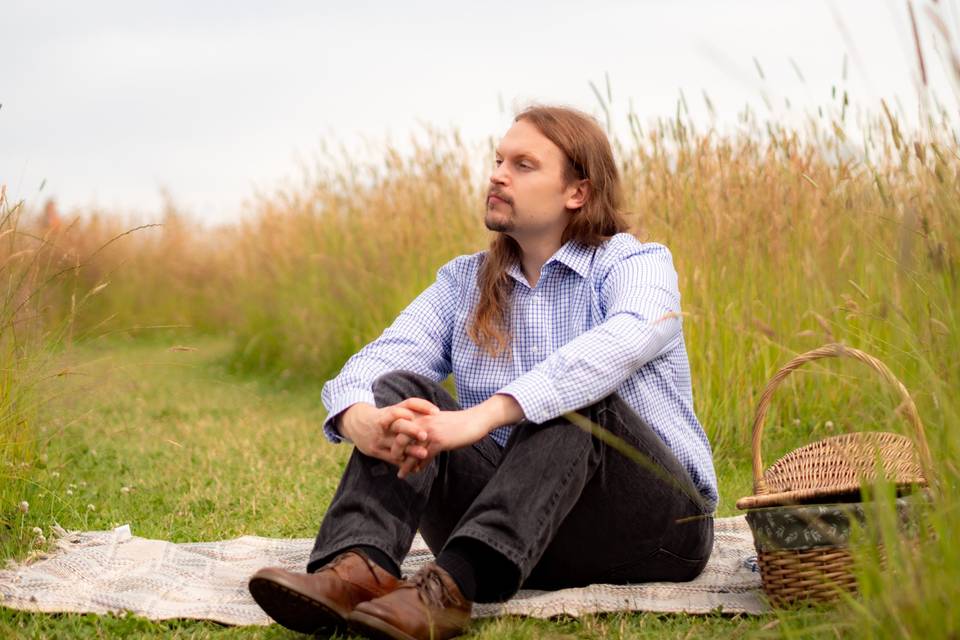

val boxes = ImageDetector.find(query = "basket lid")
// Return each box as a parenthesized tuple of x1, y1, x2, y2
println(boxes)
(735, 431, 927, 509)
(736, 344, 933, 511)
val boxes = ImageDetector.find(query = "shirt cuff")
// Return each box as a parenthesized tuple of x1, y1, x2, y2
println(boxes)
(322, 389, 377, 443)
(496, 369, 563, 424)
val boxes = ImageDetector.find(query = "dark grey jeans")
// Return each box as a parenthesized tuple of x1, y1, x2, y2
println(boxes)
(308, 370, 714, 601)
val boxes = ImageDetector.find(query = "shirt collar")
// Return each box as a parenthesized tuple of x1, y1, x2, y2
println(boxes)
(547, 238, 593, 277)
(506, 238, 593, 285)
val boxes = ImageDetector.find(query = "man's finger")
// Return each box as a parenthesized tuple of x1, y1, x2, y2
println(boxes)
(388, 417, 418, 434)
(378, 407, 414, 430)
(410, 452, 436, 475)
(404, 444, 430, 460)
(390, 420, 429, 442)
(397, 397, 441, 416)
(374, 434, 398, 458)
(397, 455, 420, 480)
(390, 433, 411, 460)
(370, 443, 396, 464)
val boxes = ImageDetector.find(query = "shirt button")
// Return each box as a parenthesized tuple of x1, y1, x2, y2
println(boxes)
(531, 346, 538, 353)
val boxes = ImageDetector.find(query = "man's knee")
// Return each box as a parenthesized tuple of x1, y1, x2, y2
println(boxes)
(516, 393, 629, 451)
(372, 370, 432, 403)
(572, 392, 625, 421)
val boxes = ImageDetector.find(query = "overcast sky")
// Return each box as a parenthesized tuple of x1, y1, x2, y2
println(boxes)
(2, 0, 958, 225)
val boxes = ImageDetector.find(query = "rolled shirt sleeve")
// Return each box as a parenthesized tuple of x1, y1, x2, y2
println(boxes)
(496, 244, 682, 424)
(320, 258, 461, 442)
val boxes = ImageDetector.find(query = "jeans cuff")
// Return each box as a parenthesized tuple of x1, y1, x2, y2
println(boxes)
(444, 528, 526, 572)
(307, 538, 400, 573)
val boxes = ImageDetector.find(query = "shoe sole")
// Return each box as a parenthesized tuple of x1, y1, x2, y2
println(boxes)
(348, 610, 420, 640)
(248, 575, 347, 634)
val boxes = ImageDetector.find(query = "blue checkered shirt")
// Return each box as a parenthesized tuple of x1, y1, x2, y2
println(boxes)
(321, 232, 719, 512)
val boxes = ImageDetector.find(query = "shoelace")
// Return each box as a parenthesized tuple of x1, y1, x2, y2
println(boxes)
(327, 550, 392, 588)
(408, 566, 458, 609)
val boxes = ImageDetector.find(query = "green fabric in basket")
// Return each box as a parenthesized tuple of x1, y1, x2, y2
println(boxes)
(744, 492, 928, 552)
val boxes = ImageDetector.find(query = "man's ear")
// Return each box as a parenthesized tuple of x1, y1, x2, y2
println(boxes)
(565, 179, 590, 211)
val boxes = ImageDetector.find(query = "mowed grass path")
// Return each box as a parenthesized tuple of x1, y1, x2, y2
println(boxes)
(1, 337, 836, 638)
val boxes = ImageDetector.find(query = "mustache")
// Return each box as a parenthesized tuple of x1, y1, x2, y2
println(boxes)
(487, 188, 513, 204)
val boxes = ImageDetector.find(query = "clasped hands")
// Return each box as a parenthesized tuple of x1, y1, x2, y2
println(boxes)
(341, 398, 493, 480)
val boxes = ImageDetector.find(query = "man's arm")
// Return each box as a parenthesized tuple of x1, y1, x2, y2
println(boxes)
(329, 410, 352, 443)
(321, 257, 464, 442)
(495, 243, 683, 423)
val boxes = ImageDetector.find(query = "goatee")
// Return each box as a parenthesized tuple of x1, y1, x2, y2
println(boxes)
(484, 211, 514, 233)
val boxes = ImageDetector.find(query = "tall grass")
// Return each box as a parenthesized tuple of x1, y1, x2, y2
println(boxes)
(0, 185, 71, 550)
(223, 132, 486, 381)
(0, 187, 44, 471)
(5, 81, 958, 639)
(21, 99, 957, 464)
(27, 203, 236, 341)
(0, 187, 187, 557)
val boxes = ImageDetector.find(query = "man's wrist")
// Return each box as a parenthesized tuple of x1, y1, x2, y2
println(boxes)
(334, 411, 351, 441)
(338, 402, 379, 443)
(336, 403, 364, 443)
(470, 394, 525, 433)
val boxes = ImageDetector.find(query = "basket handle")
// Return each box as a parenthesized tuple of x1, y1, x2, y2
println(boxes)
(750, 343, 932, 495)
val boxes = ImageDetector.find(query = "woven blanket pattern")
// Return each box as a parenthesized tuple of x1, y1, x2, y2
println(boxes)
(0, 516, 768, 625)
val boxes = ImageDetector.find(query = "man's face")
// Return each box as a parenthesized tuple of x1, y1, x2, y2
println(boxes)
(485, 119, 582, 239)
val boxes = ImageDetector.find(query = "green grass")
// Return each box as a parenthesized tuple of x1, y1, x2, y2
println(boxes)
(2, 93, 958, 638)
(0, 335, 850, 639)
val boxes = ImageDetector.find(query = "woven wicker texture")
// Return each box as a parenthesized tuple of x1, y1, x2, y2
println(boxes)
(736, 343, 931, 510)
(735, 343, 932, 606)
(756, 546, 858, 605)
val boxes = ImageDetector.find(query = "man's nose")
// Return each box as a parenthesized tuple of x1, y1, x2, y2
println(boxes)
(489, 164, 508, 185)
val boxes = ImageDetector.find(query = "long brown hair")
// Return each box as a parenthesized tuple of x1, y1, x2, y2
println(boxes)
(467, 105, 631, 358)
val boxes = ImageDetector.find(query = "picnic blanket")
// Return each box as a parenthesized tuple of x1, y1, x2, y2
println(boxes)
(0, 515, 768, 625)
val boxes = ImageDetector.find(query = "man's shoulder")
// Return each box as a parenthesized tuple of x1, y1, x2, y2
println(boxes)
(437, 250, 485, 288)
(592, 233, 674, 276)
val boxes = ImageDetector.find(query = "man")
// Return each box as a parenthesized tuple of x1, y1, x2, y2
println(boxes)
(248, 105, 719, 640)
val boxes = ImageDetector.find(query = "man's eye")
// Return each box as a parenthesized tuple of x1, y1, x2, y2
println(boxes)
(494, 159, 503, 166)
(519, 162, 533, 169)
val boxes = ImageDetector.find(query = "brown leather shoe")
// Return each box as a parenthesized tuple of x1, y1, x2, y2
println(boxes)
(248, 549, 401, 634)
(348, 562, 472, 640)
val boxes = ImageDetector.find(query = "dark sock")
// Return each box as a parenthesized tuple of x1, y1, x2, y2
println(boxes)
(354, 544, 403, 579)
(436, 537, 520, 603)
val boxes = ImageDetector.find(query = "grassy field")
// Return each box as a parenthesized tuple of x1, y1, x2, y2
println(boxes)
(1, 89, 958, 637)
(1, 336, 847, 639)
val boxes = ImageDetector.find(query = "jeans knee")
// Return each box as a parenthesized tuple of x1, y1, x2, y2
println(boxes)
(590, 392, 633, 419)
(373, 369, 421, 388)
(371, 369, 432, 404)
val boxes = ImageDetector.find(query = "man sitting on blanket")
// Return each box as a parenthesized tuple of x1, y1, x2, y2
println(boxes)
(248, 104, 719, 640)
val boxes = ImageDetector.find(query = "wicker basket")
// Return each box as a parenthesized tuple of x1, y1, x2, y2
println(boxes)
(736, 343, 932, 606)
